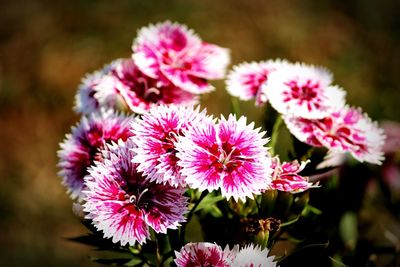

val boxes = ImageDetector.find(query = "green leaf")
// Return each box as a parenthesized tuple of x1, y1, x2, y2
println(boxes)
(280, 216, 300, 227)
(339, 212, 358, 250)
(301, 204, 322, 216)
(194, 194, 224, 213)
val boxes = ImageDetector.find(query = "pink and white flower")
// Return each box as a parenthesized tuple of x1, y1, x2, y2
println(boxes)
(74, 60, 120, 115)
(176, 114, 272, 202)
(83, 140, 188, 246)
(132, 21, 230, 94)
(75, 58, 197, 115)
(226, 59, 289, 105)
(270, 157, 315, 193)
(130, 105, 210, 187)
(57, 109, 133, 200)
(174, 242, 236, 267)
(284, 106, 386, 165)
(263, 63, 345, 119)
(232, 244, 278, 267)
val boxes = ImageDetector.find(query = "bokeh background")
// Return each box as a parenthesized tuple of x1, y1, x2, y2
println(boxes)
(0, 0, 399, 266)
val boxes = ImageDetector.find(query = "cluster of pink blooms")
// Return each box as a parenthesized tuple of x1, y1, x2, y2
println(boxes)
(75, 21, 229, 115)
(56, 20, 385, 265)
(227, 60, 386, 165)
(174, 242, 277, 267)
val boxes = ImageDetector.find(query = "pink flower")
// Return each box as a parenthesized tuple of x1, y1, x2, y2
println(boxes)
(74, 60, 120, 114)
(270, 157, 315, 193)
(75, 58, 197, 115)
(83, 140, 188, 246)
(131, 105, 210, 187)
(174, 242, 236, 267)
(176, 114, 272, 202)
(226, 59, 289, 105)
(57, 109, 133, 200)
(284, 106, 386, 165)
(381, 121, 400, 154)
(132, 21, 230, 94)
(264, 63, 346, 119)
(232, 244, 278, 267)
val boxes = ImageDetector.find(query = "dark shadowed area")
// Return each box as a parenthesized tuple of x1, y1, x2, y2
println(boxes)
(0, 0, 399, 266)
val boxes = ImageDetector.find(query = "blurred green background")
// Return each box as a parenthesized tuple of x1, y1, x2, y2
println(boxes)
(0, 0, 399, 266)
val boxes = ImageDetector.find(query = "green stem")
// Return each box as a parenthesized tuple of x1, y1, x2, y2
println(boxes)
(269, 115, 283, 156)
(231, 97, 241, 116)
(179, 191, 208, 244)
(154, 234, 162, 266)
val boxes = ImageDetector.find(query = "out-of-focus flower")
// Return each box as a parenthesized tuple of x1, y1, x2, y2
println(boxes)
(83, 140, 188, 246)
(132, 21, 230, 94)
(75, 58, 197, 115)
(270, 157, 315, 193)
(174, 242, 237, 267)
(285, 106, 386, 165)
(380, 121, 400, 191)
(74, 60, 120, 114)
(177, 114, 272, 202)
(264, 63, 345, 119)
(58, 109, 133, 200)
(231, 244, 278, 267)
(381, 121, 400, 154)
(226, 59, 289, 105)
(131, 105, 210, 187)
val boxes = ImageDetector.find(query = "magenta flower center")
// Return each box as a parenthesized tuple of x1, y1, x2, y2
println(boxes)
(112, 68, 164, 103)
(116, 173, 154, 214)
(283, 79, 322, 110)
(208, 142, 243, 173)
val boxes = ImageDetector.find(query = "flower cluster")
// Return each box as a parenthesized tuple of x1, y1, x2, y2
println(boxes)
(75, 21, 230, 115)
(227, 60, 385, 165)
(57, 20, 387, 267)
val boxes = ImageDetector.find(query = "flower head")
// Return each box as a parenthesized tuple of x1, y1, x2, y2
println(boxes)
(270, 157, 314, 193)
(177, 114, 272, 202)
(174, 242, 236, 267)
(132, 21, 230, 94)
(75, 58, 197, 115)
(226, 59, 289, 105)
(131, 105, 210, 187)
(74, 60, 121, 114)
(264, 63, 345, 119)
(57, 109, 133, 200)
(232, 244, 278, 267)
(83, 140, 188, 246)
(285, 106, 386, 165)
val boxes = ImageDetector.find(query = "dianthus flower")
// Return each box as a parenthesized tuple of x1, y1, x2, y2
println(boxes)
(284, 106, 386, 165)
(232, 244, 278, 267)
(263, 63, 345, 119)
(226, 59, 289, 105)
(83, 140, 188, 246)
(74, 60, 120, 114)
(270, 157, 314, 193)
(75, 58, 197, 115)
(57, 109, 133, 200)
(176, 114, 272, 202)
(130, 105, 210, 187)
(132, 21, 230, 94)
(174, 242, 236, 267)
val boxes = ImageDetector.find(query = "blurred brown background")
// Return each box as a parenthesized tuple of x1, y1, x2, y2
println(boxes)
(0, 0, 399, 266)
